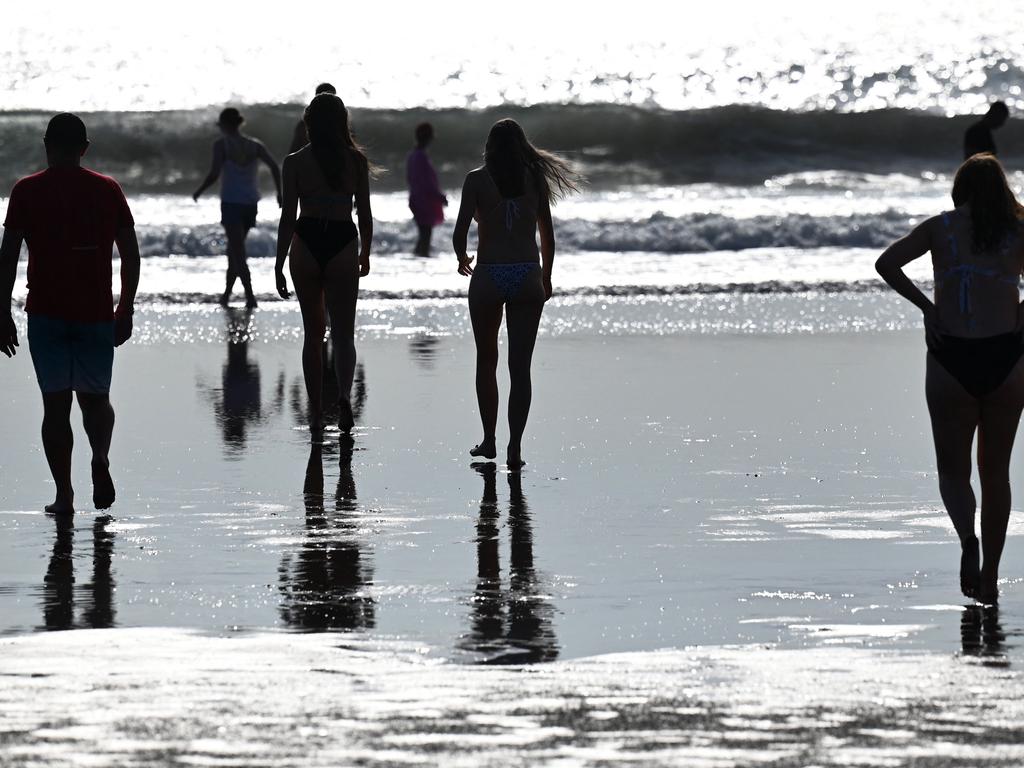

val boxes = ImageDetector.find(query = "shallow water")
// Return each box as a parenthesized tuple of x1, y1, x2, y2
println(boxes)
(1, 304, 1021, 661)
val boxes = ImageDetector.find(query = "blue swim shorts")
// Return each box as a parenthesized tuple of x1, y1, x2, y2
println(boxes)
(27, 314, 115, 394)
(221, 202, 258, 230)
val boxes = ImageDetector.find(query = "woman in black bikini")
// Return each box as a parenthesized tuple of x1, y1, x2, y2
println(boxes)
(877, 154, 1024, 603)
(275, 94, 372, 436)
(453, 119, 580, 468)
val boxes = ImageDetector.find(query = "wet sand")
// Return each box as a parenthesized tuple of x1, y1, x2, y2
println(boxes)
(2, 299, 1023, 762)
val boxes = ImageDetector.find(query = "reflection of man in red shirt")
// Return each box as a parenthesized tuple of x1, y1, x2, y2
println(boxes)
(0, 113, 141, 516)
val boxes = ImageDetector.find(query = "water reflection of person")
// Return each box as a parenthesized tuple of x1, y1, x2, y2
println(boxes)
(204, 308, 263, 454)
(408, 333, 440, 370)
(961, 605, 1007, 660)
(40, 515, 116, 631)
(279, 438, 375, 630)
(460, 463, 558, 663)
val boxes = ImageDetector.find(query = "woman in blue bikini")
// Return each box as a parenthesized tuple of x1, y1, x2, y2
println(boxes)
(274, 94, 373, 437)
(877, 154, 1024, 604)
(453, 119, 580, 468)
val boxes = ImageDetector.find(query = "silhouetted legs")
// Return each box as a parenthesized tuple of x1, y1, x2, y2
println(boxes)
(414, 224, 432, 257)
(223, 222, 256, 308)
(468, 284, 503, 460)
(468, 268, 545, 467)
(289, 237, 360, 436)
(40, 389, 117, 514)
(78, 392, 115, 509)
(324, 256, 359, 433)
(976, 362, 1024, 601)
(927, 354, 1024, 602)
(41, 391, 74, 514)
(505, 298, 543, 468)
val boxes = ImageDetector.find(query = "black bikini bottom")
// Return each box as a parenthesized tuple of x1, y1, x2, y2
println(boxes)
(294, 217, 358, 272)
(927, 332, 1024, 398)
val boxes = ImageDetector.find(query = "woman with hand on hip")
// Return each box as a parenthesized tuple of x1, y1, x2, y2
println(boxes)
(452, 119, 580, 469)
(876, 154, 1024, 604)
(274, 94, 372, 437)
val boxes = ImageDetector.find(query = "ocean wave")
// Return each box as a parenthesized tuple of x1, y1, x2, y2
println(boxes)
(0, 104, 1014, 195)
(134, 210, 916, 259)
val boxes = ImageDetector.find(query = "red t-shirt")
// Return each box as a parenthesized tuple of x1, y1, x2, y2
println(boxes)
(4, 167, 134, 322)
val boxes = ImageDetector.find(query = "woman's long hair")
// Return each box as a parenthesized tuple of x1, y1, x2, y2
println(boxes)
(951, 153, 1024, 252)
(303, 94, 369, 190)
(484, 119, 582, 203)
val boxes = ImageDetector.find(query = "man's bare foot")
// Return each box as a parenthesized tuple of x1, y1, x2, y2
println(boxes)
(45, 494, 75, 516)
(960, 535, 980, 599)
(506, 445, 525, 470)
(91, 459, 115, 510)
(339, 399, 354, 434)
(218, 292, 230, 307)
(245, 295, 258, 310)
(470, 438, 496, 459)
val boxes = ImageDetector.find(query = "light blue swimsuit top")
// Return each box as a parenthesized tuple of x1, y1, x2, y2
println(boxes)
(220, 137, 261, 205)
(934, 211, 1021, 328)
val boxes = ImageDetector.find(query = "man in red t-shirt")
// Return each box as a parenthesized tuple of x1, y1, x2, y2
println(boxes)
(0, 113, 140, 516)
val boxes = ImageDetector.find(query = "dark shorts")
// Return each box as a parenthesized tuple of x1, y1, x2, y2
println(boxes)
(27, 315, 115, 394)
(221, 202, 257, 230)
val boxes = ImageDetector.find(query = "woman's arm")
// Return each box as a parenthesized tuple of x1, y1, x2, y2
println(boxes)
(537, 184, 555, 300)
(875, 218, 941, 341)
(355, 154, 373, 277)
(192, 141, 224, 201)
(453, 172, 476, 275)
(274, 155, 298, 298)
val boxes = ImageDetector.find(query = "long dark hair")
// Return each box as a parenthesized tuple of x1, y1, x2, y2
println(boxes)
(951, 153, 1024, 252)
(484, 119, 581, 203)
(303, 94, 369, 190)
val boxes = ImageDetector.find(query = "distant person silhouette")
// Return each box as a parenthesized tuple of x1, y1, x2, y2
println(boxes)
(876, 154, 1024, 604)
(964, 101, 1009, 159)
(289, 82, 338, 155)
(0, 113, 140, 516)
(407, 122, 447, 256)
(274, 94, 373, 436)
(193, 107, 283, 308)
(453, 119, 580, 468)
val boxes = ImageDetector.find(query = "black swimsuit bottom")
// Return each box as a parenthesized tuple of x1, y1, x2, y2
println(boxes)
(927, 332, 1024, 398)
(294, 217, 358, 272)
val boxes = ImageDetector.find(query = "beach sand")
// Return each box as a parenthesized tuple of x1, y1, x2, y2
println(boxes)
(1, 298, 1023, 763)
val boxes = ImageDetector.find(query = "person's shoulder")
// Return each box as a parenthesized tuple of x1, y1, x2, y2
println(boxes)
(81, 168, 126, 191)
(10, 169, 48, 191)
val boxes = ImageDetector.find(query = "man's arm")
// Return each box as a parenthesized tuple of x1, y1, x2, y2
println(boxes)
(192, 141, 224, 201)
(113, 226, 141, 347)
(257, 142, 283, 207)
(0, 227, 23, 357)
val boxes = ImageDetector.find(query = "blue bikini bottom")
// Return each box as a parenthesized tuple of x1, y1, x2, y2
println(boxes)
(477, 262, 540, 302)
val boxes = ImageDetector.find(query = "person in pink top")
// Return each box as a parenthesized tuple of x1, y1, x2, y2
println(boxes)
(406, 122, 447, 257)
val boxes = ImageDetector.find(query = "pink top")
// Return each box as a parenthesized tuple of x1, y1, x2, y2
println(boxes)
(406, 148, 444, 226)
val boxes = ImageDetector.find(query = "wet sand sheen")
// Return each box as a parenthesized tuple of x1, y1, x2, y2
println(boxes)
(1, 303, 1023, 762)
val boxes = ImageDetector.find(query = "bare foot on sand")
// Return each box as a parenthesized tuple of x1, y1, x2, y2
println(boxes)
(470, 438, 496, 460)
(45, 494, 75, 516)
(506, 445, 526, 470)
(92, 459, 115, 510)
(339, 399, 354, 434)
(976, 567, 999, 605)
(960, 535, 980, 599)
